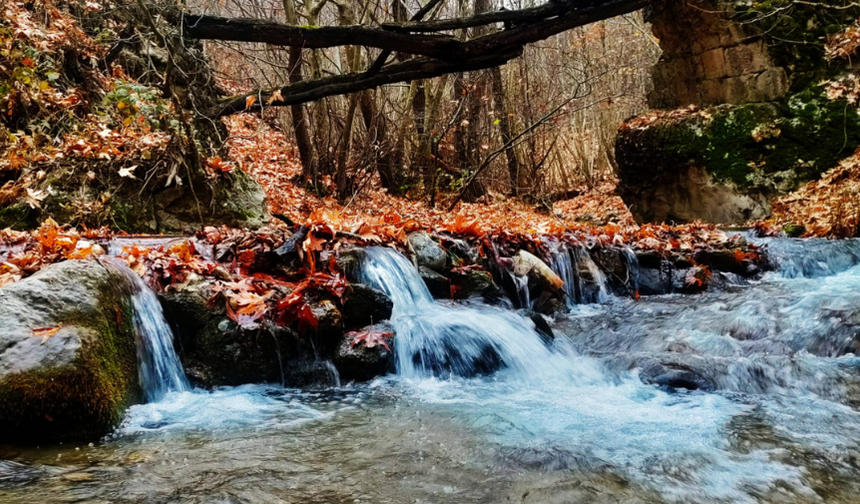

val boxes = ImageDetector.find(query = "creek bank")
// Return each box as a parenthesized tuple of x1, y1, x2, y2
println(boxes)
(0, 260, 141, 443)
(0, 0, 269, 233)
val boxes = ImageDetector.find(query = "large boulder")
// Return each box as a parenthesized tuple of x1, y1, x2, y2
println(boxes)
(616, 101, 860, 224)
(617, 0, 860, 225)
(0, 260, 141, 443)
(407, 232, 447, 272)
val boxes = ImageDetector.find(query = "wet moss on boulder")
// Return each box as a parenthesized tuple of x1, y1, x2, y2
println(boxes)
(0, 260, 141, 443)
(617, 86, 860, 224)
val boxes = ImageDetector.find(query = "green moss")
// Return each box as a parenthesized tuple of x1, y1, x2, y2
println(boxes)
(0, 272, 140, 443)
(640, 82, 860, 191)
(702, 104, 780, 187)
(0, 202, 39, 230)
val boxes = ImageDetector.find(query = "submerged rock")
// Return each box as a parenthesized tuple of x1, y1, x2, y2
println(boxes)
(524, 310, 554, 345)
(408, 232, 447, 272)
(0, 260, 141, 442)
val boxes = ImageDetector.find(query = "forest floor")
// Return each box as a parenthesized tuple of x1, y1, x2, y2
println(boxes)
(222, 114, 636, 236)
(755, 149, 860, 238)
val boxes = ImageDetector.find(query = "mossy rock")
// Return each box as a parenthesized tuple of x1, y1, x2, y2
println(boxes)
(5, 163, 269, 233)
(0, 202, 40, 231)
(0, 260, 141, 443)
(616, 85, 860, 224)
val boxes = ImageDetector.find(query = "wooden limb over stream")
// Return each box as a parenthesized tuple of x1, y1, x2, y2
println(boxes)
(183, 0, 652, 117)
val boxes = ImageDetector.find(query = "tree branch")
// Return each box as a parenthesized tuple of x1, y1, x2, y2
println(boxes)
(183, 14, 463, 59)
(183, 0, 651, 60)
(366, 0, 446, 75)
(206, 47, 523, 117)
(191, 0, 653, 116)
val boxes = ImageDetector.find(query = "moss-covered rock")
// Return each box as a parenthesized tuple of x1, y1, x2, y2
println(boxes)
(620, 0, 860, 224)
(616, 85, 860, 223)
(0, 260, 141, 443)
(0, 162, 269, 233)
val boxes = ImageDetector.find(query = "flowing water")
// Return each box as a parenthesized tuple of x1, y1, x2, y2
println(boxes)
(4, 240, 860, 503)
(117, 263, 191, 401)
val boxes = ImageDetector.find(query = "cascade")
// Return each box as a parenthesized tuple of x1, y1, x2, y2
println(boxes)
(752, 236, 860, 278)
(358, 247, 554, 378)
(548, 241, 609, 307)
(114, 262, 190, 401)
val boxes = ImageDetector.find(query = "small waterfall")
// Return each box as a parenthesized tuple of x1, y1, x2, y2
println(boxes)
(512, 272, 531, 308)
(113, 263, 190, 401)
(359, 247, 554, 378)
(548, 241, 609, 307)
(621, 246, 640, 295)
(548, 242, 577, 308)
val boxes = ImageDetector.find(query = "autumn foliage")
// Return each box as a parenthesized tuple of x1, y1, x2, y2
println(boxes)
(756, 149, 860, 238)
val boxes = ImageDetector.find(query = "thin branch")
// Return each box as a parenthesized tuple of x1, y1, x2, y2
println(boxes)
(449, 87, 600, 211)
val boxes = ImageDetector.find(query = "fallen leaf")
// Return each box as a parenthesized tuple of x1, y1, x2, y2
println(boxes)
(118, 165, 137, 178)
(31, 324, 62, 344)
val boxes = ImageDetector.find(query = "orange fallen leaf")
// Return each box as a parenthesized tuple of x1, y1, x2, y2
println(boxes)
(31, 324, 62, 344)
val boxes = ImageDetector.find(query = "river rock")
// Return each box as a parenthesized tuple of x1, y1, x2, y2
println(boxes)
(335, 247, 366, 283)
(639, 360, 716, 392)
(513, 250, 563, 292)
(333, 323, 395, 382)
(159, 276, 308, 387)
(419, 266, 451, 298)
(524, 309, 554, 345)
(452, 269, 502, 303)
(342, 284, 393, 328)
(311, 299, 344, 355)
(0, 260, 141, 442)
(637, 266, 672, 296)
(408, 232, 447, 272)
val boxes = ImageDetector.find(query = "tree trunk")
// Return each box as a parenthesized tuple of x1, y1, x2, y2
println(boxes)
(282, 0, 317, 184)
(490, 65, 520, 195)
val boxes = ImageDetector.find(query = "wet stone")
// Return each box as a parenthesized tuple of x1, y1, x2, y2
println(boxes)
(408, 232, 447, 272)
(341, 284, 393, 329)
(418, 266, 452, 299)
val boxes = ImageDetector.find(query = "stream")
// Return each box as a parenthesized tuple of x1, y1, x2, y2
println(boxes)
(3, 237, 860, 503)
